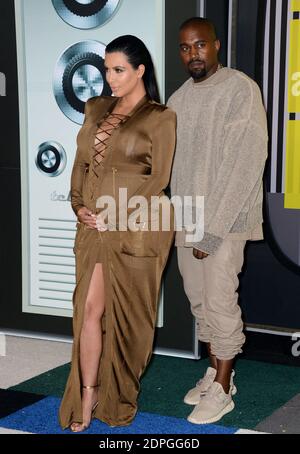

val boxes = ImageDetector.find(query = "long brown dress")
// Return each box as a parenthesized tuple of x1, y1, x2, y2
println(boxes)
(59, 95, 176, 428)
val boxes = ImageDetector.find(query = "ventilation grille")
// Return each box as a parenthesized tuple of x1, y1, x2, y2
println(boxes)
(38, 218, 76, 306)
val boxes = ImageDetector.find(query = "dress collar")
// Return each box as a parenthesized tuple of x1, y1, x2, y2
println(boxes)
(112, 94, 149, 117)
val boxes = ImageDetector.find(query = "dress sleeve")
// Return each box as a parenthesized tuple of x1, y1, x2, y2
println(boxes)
(124, 107, 176, 206)
(70, 101, 91, 215)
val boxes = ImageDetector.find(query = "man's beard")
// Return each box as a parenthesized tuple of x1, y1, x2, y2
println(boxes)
(189, 67, 207, 80)
(188, 60, 207, 80)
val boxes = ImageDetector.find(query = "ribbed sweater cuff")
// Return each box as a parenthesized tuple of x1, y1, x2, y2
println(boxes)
(193, 232, 223, 255)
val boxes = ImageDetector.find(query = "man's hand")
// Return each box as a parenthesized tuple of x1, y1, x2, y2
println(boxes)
(193, 248, 209, 260)
(77, 207, 97, 229)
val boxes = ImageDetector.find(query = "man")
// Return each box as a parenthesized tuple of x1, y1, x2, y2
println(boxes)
(168, 17, 268, 424)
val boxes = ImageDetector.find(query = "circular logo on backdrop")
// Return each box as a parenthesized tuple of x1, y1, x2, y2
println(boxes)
(36, 142, 67, 177)
(52, 0, 121, 29)
(53, 41, 111, 124)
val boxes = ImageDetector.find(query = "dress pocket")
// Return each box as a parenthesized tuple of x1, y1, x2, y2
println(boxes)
(120, 230, 159, 257)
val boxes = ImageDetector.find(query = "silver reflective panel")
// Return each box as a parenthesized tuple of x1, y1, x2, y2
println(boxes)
(53, 40, 111, 124)
(35, 141, 67, 177)
(52, 0, 121, 29)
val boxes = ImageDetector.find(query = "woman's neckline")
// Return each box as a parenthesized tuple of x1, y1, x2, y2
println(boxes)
(110, 94, 149, 117)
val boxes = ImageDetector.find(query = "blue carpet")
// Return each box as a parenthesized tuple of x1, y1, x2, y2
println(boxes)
(0, 396, 237, 434)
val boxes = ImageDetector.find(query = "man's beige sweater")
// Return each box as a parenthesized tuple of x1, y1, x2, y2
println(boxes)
(168, 67, 268, 255)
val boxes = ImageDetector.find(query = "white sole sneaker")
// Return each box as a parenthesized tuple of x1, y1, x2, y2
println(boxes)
(184, 384, 237, 406)
(184, 392, 208, 406)
(187, 400, 235, 425)
(231, 384, 237, 396)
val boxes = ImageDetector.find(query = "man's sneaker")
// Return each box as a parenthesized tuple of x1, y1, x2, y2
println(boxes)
(184, 367, 216, 405)
(184, 368, 237, 405)
(187, 382, 235, 424)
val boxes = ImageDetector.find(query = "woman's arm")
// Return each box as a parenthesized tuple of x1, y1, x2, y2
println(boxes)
(70, 100, 98, 229)
(70, 101, 91, 216)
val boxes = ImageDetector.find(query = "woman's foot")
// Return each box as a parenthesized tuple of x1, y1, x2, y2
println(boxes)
(70, 385, 99, 433)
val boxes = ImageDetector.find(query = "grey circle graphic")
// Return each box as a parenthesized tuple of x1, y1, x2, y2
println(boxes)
(72, 64, 104, 102)
(53, 41, 111, 124)
(36, 141, 67, 177)
(52, 0, 121, 29)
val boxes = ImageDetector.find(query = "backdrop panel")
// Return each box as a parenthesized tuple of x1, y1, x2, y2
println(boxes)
(15, 0, 165, 318)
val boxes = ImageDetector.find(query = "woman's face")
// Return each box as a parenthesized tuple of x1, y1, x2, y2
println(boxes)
(105, 51, 145, 98)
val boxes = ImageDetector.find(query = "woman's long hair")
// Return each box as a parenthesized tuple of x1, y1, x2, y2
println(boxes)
(105, 35, 161, 103)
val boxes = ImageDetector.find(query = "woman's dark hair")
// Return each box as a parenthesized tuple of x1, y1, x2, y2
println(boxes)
(105, 35, 161, 103)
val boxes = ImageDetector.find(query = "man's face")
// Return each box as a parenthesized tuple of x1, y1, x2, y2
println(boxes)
(179, 24, 220, 82)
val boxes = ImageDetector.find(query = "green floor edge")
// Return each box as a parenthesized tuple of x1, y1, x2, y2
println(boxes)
(9, 356, 300, 430)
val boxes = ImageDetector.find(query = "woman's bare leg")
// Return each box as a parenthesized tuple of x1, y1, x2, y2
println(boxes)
(71, 263, 105, 432)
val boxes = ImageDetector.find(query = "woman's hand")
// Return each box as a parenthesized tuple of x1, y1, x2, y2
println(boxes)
(77, 207, 97, 229)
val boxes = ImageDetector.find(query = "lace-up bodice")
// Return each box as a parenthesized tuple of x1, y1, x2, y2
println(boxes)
(92, 112, 129, 178)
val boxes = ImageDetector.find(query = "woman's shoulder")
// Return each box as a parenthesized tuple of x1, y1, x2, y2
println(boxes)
(147, 100, 176, 119)
(85, 95, 115, 113)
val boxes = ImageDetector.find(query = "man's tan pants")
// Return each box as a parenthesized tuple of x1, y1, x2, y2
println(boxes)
(177, 238, 246, 360)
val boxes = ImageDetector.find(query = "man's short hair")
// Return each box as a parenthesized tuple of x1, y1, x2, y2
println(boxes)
(180, 17, 218, 41)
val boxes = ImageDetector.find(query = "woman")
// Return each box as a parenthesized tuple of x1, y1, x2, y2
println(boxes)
(59, 35, 176, 431)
